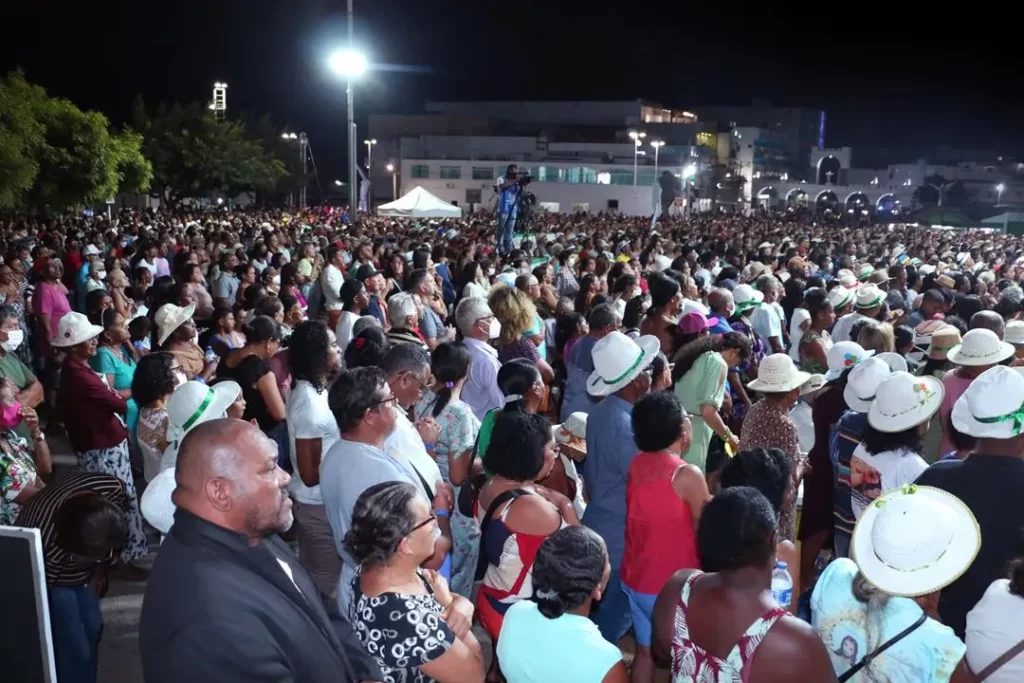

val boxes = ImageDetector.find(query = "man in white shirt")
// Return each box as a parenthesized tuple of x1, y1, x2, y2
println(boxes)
(320, 367, 452, 613)
(750, 274, 784, 354)
(335, 278, 369, 351)
(320, 245, 346, 329)
(455, 297, 503, 419)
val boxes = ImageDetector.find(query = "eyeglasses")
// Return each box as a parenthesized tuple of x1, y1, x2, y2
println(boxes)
(407, 513, 437, 536)
(404, 372, 431, 392)
(370, 394, 400, 410)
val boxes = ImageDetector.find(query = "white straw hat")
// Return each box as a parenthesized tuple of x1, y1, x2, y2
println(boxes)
(166, 380, 241, 449)
(843, 357, 893, 413)
(51, 312, 105, 348)
(875, 352, 909, 373)
(552, 412, 588, 445)
(867, 371, 944, 433)
(747, 353, 812, 393)
(854, 284, 885, 310)
(1005, 320, 1024, 346)
(140, 468, 177, 535)
(946, 328, 1015, 367)
(587, 332, 659, 397)
(155, 302, 197, 346)
(824, 341, 874, 381)
(852, 484, 980, 597)
(951, 365, 1024, 439)
(837, 269, 859, 289)
(827, 285, 854, 312)
(732, 284, 764, 313)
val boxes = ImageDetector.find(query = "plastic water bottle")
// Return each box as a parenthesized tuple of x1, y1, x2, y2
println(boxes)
(204, 346, 217, 364)
(771, 561, 793, 609)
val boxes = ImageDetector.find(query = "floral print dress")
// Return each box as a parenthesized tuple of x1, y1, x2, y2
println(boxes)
(0, 432, 37, 525)
(415, 392, 481, 597)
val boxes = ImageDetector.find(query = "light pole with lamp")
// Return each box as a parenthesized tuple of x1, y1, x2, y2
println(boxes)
(997, 182, 1005, 206)
(328, 48, 368, 216)
(281, 132, 309, 209)
(628, 130, 646, 185)
(650, 140, 665, 178)
(386, 163, 397, 200)
(364, 139, 377, 171)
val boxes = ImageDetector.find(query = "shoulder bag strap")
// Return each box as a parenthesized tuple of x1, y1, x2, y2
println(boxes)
(474, 487, 528, 581)
(974, 638, 1024, 682)
(838, 612, 927, 683)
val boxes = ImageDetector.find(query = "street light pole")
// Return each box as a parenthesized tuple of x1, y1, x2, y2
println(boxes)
(997, 182, 1005, 206)
(298, 132, 308, 210)
(628, 130, 646, 186)
(346, 0, 357, 216)
(387, 163, 397, 200)
(650, 140, 665, 178)
(364, 139, 377, 171)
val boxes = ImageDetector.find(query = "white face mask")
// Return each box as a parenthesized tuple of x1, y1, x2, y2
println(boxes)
(488, 318, 501, 339)
(430, 525, 442, 543)
(272, 274, 281, 286)
(2, 329, 23, 352)
(486, 268, 496, 277)
(96, 271, 107, 280)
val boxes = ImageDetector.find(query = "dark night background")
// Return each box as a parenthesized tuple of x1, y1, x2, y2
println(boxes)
(3, 0, 1024, 184)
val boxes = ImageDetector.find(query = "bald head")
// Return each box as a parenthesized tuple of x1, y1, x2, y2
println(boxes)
(708, 288, 734, 317)
(174, 419, 293, 542)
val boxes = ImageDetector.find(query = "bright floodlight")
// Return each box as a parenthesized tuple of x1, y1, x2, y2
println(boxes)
(329, 49, 368, 78)
(386, 164, 395, 172)
(650, 140, 665, 149)
(682, 164, 697, 179)
(365, 139, 377, 145)
(334, 179, 343, 187)
(997, 183, 1006, 192)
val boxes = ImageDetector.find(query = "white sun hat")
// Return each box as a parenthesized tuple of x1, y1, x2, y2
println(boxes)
(827, 285, 854, 312)
(155, 302, 197, 346)
(952, 365, 1024, 439)
(837, 269, 859, 289)
(140, 468, 177, 535)
(852, 484, 980, 598)
(1005, 320, 1024, 346)
(919, 263, 937, 275)
(681, 298, 711, 316)
(946, 328, 1015, 367)
(747, 353, 812, 393)
(843, 357, 892, 413)
(51, 312, 104, 347)
(875, 352, 909, 373)
(732, 284, 764, 313)
(162, 380, 242, 470)
(587, 331, 659, 397)
(552, 412, 588, 444)
(854, 284, 885, 310)
(867, 371, 944, 433)
(824, 340, 875, 381)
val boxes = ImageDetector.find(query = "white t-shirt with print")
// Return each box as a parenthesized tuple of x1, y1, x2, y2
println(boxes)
(789, 307, 811, 362)
(849, 442, 928, 520)
(286, 380, 341, 504)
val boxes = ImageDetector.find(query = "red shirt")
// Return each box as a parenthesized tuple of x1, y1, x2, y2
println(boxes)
(59, 357, 129, 452)
(621, 451, 700, 593)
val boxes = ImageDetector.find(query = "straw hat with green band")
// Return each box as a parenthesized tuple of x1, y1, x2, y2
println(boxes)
(732, 283, 764, 314)
(953, 366, 1024, 439)
(165, 380, 242, 451)
(587, 331, 660, 397)
(853, 284, 885, 310)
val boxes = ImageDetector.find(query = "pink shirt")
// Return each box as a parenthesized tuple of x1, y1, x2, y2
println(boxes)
(34, 282, 72, 338)
(938, 368, 976, 457)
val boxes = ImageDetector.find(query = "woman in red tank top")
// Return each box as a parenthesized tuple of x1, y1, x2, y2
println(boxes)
(621, 391, 710, 683)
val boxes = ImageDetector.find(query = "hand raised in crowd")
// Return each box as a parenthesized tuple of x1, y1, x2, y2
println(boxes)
(431, 481, 454, 513)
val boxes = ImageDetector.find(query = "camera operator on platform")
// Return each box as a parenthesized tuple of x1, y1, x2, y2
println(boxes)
(496, 164, 522, 257)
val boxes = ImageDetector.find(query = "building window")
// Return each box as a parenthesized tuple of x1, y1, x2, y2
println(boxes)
(535, 166, 564, 182)
(471, 167, 494, 180)
(440, 166, 461, 179)
(411, 164, 430, 178)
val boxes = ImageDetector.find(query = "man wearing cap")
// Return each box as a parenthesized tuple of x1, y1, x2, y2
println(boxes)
(140, 419, 381, 682)
(582, 330, 658, 644)
(832, 284, 885, 343)
(356, 263, 388, 330)
(454, 297, 503, 420)
(916, 365, 1024, 638)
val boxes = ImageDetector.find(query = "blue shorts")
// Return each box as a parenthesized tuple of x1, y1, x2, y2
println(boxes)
(621, 583, 658, 647)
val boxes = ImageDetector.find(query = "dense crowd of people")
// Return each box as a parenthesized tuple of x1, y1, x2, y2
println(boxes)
(6, 204, 1024, 682)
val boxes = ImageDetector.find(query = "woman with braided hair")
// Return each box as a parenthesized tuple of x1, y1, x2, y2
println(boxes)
(497, 526, 628, 682)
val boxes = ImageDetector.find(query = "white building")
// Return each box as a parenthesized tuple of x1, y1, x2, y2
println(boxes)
(399, 158, 656, 215)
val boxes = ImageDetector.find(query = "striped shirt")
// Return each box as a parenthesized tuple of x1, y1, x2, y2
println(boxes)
(15, 472, 126, 587)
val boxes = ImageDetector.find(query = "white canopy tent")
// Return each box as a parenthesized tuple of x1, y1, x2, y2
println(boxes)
(376, 186, 463, 218)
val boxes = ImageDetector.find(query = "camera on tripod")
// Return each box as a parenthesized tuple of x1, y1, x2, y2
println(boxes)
(516, 173, 533, 186)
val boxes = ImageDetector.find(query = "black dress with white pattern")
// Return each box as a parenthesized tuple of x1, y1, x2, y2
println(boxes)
(349, 570, 455, 683)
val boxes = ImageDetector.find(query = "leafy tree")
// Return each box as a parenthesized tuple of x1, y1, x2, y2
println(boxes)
(134, 99, 287, 205)
(0, 71, 151, 209)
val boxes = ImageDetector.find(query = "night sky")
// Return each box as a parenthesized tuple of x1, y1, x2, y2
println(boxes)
(4, 0, 1024, 183)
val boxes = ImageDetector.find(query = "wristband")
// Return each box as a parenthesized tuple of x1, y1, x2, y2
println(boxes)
(434, 508, 450, 518)
(425, 443, 435, 453)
